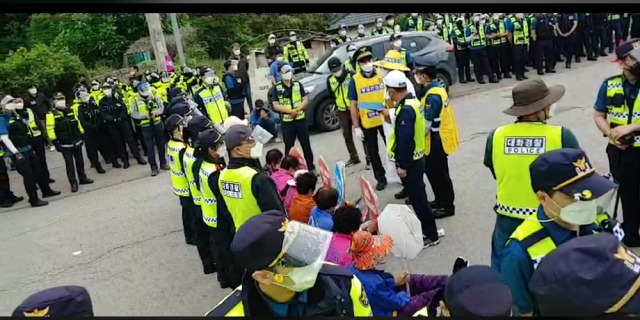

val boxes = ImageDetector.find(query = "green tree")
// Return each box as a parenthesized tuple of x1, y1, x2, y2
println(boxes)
(0, 14, 31, 59)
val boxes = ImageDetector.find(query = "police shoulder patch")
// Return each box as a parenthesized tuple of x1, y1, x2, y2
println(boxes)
(359, 286, 369, 308)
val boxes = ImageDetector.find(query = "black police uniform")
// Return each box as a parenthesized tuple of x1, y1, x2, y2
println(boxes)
(15, 108, 52, 183)
(592, 13, 609, 56)
(580, 13, 597, 61)
(557, 13, 579, 67)
(99, 95, 146, 168)
(534, 13, 557, 74)
(49, 108, 92, 190)
(622, 13, 631, 41)
(77, 100, 110, 173)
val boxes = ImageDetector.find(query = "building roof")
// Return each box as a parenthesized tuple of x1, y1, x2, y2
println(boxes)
(327, 13, 393, 31)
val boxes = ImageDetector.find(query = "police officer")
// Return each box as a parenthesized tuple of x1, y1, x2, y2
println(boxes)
(205, 211, 372, 317)
(484, 78, 580, 271)
(488, 13, 511, 79)
(435, 15, 451, 44)
(194, 68, 230, 126)
(593, 39, 640, 247)
(556, 13, 579, 68)
(17, 89, 53, 184)
(607, 13, 624, 53)
(150, 72, 170, 106)
(370, 17, 388, 36)
(348, 46, 388, 190)
(404, 13, 424, 32)
(0, 96, 59, 207)
(622, 13, 632, 40)
(507, 13, 530, 80)
(592, 12, 609, 57)
(266, 34, 281, 66)
(355, 24, 367, 40)
(451, 17, 475, 83)
(131, 81, 167, 176)
(327, 57, 362, 167)
(344, 44, 359, 73)
(532, 13, 557, 75)
(381, 71, 440, 248)
(47, 93, 94, 193)
(467, 14, 498, 84)
(77, 84, 108, 174)
(501, 148, 619, 316)
(415, 66, 459, 219)
(0, 144, 23, 208)
(579, 13, 599, 61)
(331, 24, 352, 48)
(283, 31, 310, 74)
(88, 80, 104, 105)
(269, 64, 316, 173)
(384, 14, 401, 33)
(388, 34, 414, 70)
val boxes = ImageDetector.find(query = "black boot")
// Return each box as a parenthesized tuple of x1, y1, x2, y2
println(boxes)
(30, 199, 49, 207)
(136, 157, 148, 165)
(42, 190, 61, 198)
(71, 182, 79, 193)
(95, 164, 106, 174)
(394, 189, 408, 200)
(79, 178, 94, 185)
(123, 161, 130, 169)
(112, 160, 122, 169)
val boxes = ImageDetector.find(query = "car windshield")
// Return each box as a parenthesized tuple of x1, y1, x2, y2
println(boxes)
(307, 46, 348, 74)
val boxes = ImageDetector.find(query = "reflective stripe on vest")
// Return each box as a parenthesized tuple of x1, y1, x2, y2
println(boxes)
(438, 26, 450, 43)
(422, 86, 459, 156)
(276, 81, 305, 122)
(199, 161, 219, 228)
(353, 72, 384, 129)
(490, 20, 507, 46)
(453, 28, 467, 50)
(388, 98, 426, 162)
(135, 97, 162, 126)
(345, 60, 361, 74)
(329, 73, 352, 111)
(492, 122, 563, 219)
(407, 16, 424, 31)
(605, 75, 640, 147)
(218, 166, 261, 231)
(183, 146, 203, 205)
(26, 109, 41, 137)
(510, 18, 530, 45)
(469, 24, 487, 47)
(198, 86, 229, 124)
(285, 41, 307, 63)
(167, 140, 190, 197)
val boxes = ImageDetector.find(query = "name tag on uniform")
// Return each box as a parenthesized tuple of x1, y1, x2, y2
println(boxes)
(504, 137, 546, 155)
(366, 111, 379, 119)
(221, 181, 243, 199)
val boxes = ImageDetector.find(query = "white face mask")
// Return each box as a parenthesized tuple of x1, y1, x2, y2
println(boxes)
(360, 62, 374, 73)
(388, 20, 395, 26)
(269, 38, 276, 45)
(92, 84, 100, 90)
(473, 16, 480, 22)
(281, 72, 293, 81)
(79, 92, 90, 103)
(14, 103, 24, 110)
(493, 14, 500, 20)
(393, 40, 402, 48)
(339, 30, 347, 36)
(276, 56, 284, 62)
(130, 71, 136, 76)
(290, 36, 297, 42)
(28, 88, 37, 95)
(217, 145, 227, 158)
(437, 19, 443, 25)
(332, 69, 343, 77)
(103, 89, 112, 97)
(348, 51, 356, 59)
(480, 19, 486, 25)
(55, 100, 66, 108)
(548, 103, 558, 118)
(204, 77, 214, 85)
(412, 13, 419, 18)
(516, 13, 524, 19)
(376, 22, 383, 28)
(139, 90, 149, 97)
(358, 28, 365, 33)
(271, 260, 324, 292)
(162, 77, 170, 83)
(233, 49, 241, 55)
(250, 142, 263, 159)
(414, 74, 421, 84)
(232, 65, 238, 72)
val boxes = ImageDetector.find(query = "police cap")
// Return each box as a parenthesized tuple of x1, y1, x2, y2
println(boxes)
(12, 286, 94, 317)
(353, 46, 373, 62)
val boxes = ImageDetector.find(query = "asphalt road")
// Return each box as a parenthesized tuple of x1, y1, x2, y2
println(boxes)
(0, 57, 624, 316)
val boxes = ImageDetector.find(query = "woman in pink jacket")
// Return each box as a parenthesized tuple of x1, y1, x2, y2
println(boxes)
(325, 204, 363, 268)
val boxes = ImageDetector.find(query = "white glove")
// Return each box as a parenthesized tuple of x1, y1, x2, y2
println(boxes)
(355, 127, 365, 141)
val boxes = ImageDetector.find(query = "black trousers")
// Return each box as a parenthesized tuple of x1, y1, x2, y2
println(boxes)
(31, 135, 50, 181)
(488, 44, 509, 77)
(362, 125, 386, 184)
(632, 16, 640, 38)
(580, 27, 595, 58)
(575, 27, 586, 56)
(560, 36, 575, 65)
(592, 26, 607, 55)
(84, 128, 111, 167)
(0, 156, 18, 204)
(607, 145, 640, 243)
(469, 48, 493, 82)
(527, 40, 536, 66)
(190, 205, 216, 274)
(61, 146, 87, 184)
(454, 49, 472, 81)
(106, 122, 141, 164)
(133, 122, 148, 156)
(401, 157, 438, 240)
(607, 20, 623, 52)
(535, 39, 556, 72)
(13, 151, 52, 202)
(281, 119, 315, 171)
(553, 36, 563, 60)
(622, 18, 631, 40)
(364, 126, 386, 165)
(179, 195, 196, 243)
(210, 225, 243, 289)
(511, 44, 527, 78)
(424, 135, 455, 210)
(142, 124, 166, 169)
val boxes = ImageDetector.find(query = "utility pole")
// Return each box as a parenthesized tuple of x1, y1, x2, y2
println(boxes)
(145, 13, 169, 72)
(169, 13, 186, 67)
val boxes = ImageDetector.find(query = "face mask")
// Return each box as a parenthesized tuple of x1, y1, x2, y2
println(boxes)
(555, 198, 599, 226)
(233, 49, 241, 55)
(414, 74, 422, 84)
(360, 62, 374, 73)
(14, 103, 23, 110)
(55, 100, 66, 109)
(269, 39, 276, 45)
(28, 88, 37, 95)
(437, 19, 443, 25)
(348, 51, 356, 59)
(480, 19, 486, 25)
(217, 146, 227, 158)
(493, 14, 500, 20)
(332, 69, 343, 77)
(276, 56, 284, 62)
(232, 65, 238, 72)
(388, 20, 395, 26)
(139, 90, 149, 97)
(79, 92, 90, 102)
(281, 72, 293, 81)
(412, 13, 418, 18)
(290, 36, 297, 42)
(204, 77, 214, 85)
(499, 13, 505, 18)
(393, 40, 402, 48)
(376, 22, 383, 28)
(250, 142, 263, 159)
(548, 103, 558, 118)
(92, 85, 99, 90)
(162, 77, 170, 83)
(103, 89, 112, 97)
(358, 28, 365, 34)
(473, 16, 480, 22)
(272, 261, 324, 292)
(516, 13, 524, 19)
(339, 30, 346, 36)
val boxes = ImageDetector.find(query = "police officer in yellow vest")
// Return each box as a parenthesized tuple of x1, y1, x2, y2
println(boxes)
(206, 210, 373, 317)
(194, 68, 230, 126)
(501, 148, 621, 316)
(344, 44, 360, 74)
(381, 71, 440, 248)
(131, 81, 168, 177)
(283, 31, 310, 74)
(435, 15, 450, 44)
(195, 127, 244, 289)
(384, 15, 402, 34)
(484, 78, 580, 271)
(218, 125, 285, 231)
(330, 24, 352, 48)
(488, 13, 512, 80)
(150, 72, 170, 106)
(327, 57, 362, 167)
(17, 93, 53, 183)
(593, 39, 640, 247)
(388, 34, 414, 70)
(414, 66, 460, 219)
(370, 17, 389, 36)
(348, 46, 388, 191)
(506, 13, 530, 81)
(451, 17, 475, 83)
(47, 93, 94, 193)
(89, 80, 105, 105)
(270, 64, 316, 173)
(404, 13, 424, 32)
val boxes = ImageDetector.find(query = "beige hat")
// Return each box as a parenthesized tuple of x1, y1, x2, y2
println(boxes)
(503, 78, 565, 116)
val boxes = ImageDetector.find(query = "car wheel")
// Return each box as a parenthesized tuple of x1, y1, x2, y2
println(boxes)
(435, 72, 451, 93)
(315, 99, 340, 132)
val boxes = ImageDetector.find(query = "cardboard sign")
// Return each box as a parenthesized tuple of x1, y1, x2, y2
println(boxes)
(334, 161, 346, 205)
(289, 147, 307, 170)
(360, 176, 380, 222)
(318, 156, 333, 188)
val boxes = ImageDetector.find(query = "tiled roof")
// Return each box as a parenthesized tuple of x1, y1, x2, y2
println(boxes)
(327, 13, 393, 31)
